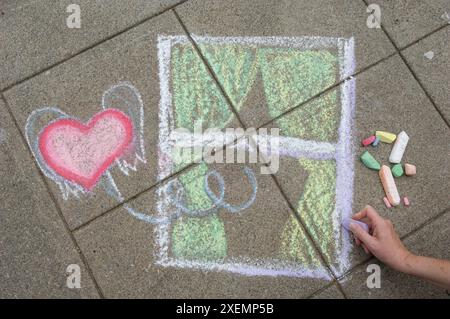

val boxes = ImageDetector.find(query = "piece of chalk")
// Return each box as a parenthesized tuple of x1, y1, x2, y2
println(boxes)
(403, 196, 410, 206)
(379, 165, 401, 206)
(342, 217, 369, 233)
(389, 131, 409, 163)
(375, 131, 397, 144)
(360, 151, 381, 170)
(405, 163, 416, 176)
(362, 135, 376, 147)
(383, 197, 392, 208)
(371, 136, 380, 147)
(391, 163, 404, 177)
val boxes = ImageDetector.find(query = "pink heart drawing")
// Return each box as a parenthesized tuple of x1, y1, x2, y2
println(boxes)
(39, 109, 133, 190)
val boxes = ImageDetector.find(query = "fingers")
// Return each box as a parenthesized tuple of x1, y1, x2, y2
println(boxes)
(353, 205, 384, 226)
(349, 223, 377, 249)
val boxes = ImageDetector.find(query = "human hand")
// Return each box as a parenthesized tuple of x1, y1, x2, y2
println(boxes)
(349, 205, 413, 272)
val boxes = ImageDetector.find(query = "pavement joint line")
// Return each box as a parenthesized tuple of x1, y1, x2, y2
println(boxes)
(264, 166, 340, 282)
(334, 279, 348, 299)
(399, 206, 450, 242)
(397, 49, 450, 129)
(232, 135, 340, 284)
(0, 92, 106, 299)
(172, 8, 248, 130)
(398, 24, 450, 52)
(306, 280, 338, 299)
(360, 0, 450, 130)
(0, 0, 190, 93)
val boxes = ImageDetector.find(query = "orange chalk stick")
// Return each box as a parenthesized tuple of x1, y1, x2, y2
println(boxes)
(379, 165, 400, 206)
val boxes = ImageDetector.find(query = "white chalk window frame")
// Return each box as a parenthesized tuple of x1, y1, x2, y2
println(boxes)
(156, 35, 356, 279)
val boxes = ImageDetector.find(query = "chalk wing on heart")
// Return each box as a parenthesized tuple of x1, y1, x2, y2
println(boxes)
(102, 82, 146, 175)
(25, 107, 88, 200)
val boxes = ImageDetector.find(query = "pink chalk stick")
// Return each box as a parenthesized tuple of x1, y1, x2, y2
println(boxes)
(362, 135, 376, 147)
(383, 197, 392, 208)
(403, 197, 410, 206)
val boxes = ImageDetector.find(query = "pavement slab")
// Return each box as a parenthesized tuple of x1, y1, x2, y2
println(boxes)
(175, 0, 395, 128)
(3, 11, 241, 230)
(74, 147, 333, 298)
(1, 0, 449, 300)
(402, 26, 450, 124)
(0, 98, 99, 298)
(340, 210, 450, 298)
(0, 0, 185, 89)
(371, 0, 450, 49)
(264, 54, 450, 277)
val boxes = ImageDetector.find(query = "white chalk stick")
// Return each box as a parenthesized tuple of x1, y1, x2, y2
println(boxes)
(389, 131, 409, 163)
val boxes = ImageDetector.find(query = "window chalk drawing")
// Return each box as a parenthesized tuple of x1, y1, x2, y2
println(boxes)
(156, 35, 356, 278)
(25, 34, 356, 280)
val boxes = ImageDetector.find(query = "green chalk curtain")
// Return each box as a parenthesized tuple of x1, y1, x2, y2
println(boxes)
(258, 48, 340, 265)
(170, 44, 258, 261)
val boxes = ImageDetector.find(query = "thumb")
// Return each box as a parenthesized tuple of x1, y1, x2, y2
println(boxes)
(349, 223, 376, 249)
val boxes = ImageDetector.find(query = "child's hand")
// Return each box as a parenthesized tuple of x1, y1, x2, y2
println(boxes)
(349, 205, 413, 272)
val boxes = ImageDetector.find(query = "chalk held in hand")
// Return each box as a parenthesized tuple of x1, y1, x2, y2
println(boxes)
(389, 131, 409, 163)
(360, 151, 381, 170)
(405, 163, 416, 176)
(391, 163, 404, 177)
(342, 217, 369, 233)
(379, 165, 401, 206)
(362, 135, 376, 146)
(376, 131, 397, 144)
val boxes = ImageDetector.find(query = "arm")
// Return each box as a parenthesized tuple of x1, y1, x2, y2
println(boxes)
(349, 205, 450, 290)
(401, 254, 450, 289)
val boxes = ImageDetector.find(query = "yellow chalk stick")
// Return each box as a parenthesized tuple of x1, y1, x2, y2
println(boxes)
(375, 131, 397, 143)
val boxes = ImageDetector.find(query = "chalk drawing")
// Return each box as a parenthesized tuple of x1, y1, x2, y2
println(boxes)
(156, 35, 355, 278)
(25, 34, 356, 279)
(25, 82, 254, 227)
(25, 82, 147, 200)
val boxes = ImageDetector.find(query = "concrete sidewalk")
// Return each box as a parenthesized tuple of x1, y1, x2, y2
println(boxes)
(0, 0, 449, 298)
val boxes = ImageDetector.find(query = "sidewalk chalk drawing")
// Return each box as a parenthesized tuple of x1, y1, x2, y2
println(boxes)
(25, 34, 356, 280)
(25, 82, 258, 224)
(156, 35, 355, 278)
(25, 83, 147, 203)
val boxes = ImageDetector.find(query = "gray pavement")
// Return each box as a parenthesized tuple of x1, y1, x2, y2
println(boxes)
(0, 0, 449, 298)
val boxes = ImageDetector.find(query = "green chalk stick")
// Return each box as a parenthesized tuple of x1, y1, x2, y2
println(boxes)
(391, 163, 404, 177)
(360, 151, 381, 170)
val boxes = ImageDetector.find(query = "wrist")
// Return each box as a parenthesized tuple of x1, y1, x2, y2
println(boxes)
(397, 251, 417, 274)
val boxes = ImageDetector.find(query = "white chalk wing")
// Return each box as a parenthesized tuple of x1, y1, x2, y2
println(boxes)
(102, 82, 146, 175)
(24, 107, 87, 200)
